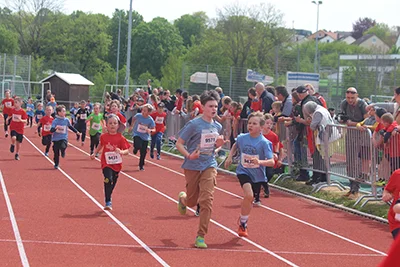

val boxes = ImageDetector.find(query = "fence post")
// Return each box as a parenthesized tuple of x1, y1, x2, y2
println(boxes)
(336, 54, 340, 96)
(374, 55, 379, 98)
(13, 55, 17, 95)
(274, 46, 279, 86)
(323, 125, 331, 185)
(229, 66, 233, 99)
(206, 65, 209, 90)
(28, 55, 32, 97)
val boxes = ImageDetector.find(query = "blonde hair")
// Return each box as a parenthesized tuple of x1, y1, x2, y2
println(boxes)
(141, 103, 154, 113)
(381, 113, 394, 124)
(272, 101, 282, 110)
(264, 113, 274, 121)
(248, 111, 266, 126)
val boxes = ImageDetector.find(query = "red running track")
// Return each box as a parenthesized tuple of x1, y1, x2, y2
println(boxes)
(0, 126, 393, 266)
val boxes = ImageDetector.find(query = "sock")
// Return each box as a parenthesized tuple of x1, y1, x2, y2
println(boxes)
(240, 215, 249, 225)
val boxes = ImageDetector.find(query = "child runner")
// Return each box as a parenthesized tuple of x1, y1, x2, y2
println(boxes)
(47, 97, 57, 117)
(1, 90, 14, 137)
(128, 104, 155, 171)
(34, 103, 45, 136)
(38, 106, 54, 156)
(88, 103, 104, 156)
(90, 114, 130, 210)
(382, 169, 400, 239)
(150, 102, 167, 160)
(176, 90, 226, 249)
(107, 100, 127, 126)
(224, 111, 274, 237)
(70, 102, 79, 126)
(50, 105, 80, 169)
(75, 100, 91, 146)
(26, 98, 34, 128)
(8, 97, 28, 160)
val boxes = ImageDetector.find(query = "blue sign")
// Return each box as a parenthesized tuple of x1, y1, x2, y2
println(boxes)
(246, 69, 274, 84)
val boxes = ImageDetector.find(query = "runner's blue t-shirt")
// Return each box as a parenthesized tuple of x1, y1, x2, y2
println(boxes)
(179, 116, 222, 171)
(236, 133, 273, 183)
(51, 117, 73, 141)
(132, 113, 155, 141)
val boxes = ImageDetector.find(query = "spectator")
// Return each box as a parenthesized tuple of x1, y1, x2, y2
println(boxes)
(339, 87, 368, 198)
(255, 82, 275, 114)
(275, 86, 293, 120)
(147, 79, 152, 95)
(328, 108, 335, 118)
(393, 87, 400, 126)
(305, 84, 327, 109)
(161, 91, 175, 112)
(215, 87, 225, 115)
(175, 89, 184, 113)
(45, 90, 52, 103)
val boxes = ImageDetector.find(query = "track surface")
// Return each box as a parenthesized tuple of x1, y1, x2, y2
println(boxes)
(0, 126, 393, 266)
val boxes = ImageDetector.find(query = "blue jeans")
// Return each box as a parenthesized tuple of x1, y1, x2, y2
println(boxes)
(150, 132, 163, 155)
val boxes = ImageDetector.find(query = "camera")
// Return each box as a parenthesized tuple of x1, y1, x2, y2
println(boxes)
(336, 112, 349, 123)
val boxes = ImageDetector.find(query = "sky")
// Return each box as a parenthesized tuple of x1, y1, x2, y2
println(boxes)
(60, 0, 399, 32)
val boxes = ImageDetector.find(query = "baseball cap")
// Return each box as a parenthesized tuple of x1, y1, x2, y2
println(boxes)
(296, 86, 308, 94)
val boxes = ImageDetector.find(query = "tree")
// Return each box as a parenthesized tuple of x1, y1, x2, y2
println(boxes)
(161, 50, 184, 90)
(0, 25, 19, 54)
(174, 12, 208, 47)
(352, 17, 376, 39)
(365, 23, 392, 46)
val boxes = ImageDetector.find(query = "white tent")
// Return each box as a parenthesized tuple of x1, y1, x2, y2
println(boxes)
(190, 72, 219, 86)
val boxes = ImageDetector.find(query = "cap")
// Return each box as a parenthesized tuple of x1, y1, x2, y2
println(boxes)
(106, 113, 126, 133)
(296, 86, 308, 94)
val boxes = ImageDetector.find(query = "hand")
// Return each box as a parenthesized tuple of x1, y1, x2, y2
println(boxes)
(346, 120, 353, 126)
(294, 116, 302, 123)
(278, 116, 285, 122)
(276, 160, 282, 168)
(146, 129, 152, 134)
(382, 190, 393, 202)
(90, 154, 95, 160)
(215, 135, 228, 148)
(251, 157, 260, 165)
(115, 148, 121, 154)
(188, 149, 200, 160)
(284, 121, 292, 127)
(356, 125, 364, 131)
(224, 157, 232, 169)
(273, 153, 278, 161)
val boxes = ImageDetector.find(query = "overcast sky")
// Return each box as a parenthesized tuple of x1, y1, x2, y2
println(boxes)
(60, 0, 399, 32)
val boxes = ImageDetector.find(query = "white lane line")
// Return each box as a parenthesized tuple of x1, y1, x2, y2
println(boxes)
(0, 239, 383, 257)
(24, 137, 169, 267)
(0, 171, 30, 267)
(125, 148, 388, 256)
(69, 143, 299, 267)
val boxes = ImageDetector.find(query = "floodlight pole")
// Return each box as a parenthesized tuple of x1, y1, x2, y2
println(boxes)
(116, 11, 122, 87)
(312, 1, 322, 73)
(125, 0, 133, 99)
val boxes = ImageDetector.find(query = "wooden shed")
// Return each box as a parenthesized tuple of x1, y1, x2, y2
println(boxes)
(40, 72, 94, 107)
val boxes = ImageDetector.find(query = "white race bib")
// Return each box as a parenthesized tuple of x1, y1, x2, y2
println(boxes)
(43, 124, 51, 132)
(137, 124, 148, 134)
(105, 151, 122, 165)
(12, 114, 21, 122)
(56, 125, 66, 134)
(200, 130, 218, 150)
(92, 122, 101, 131)
(5, 102, 12, 108)
(155, 116, 164, 124)
(241, 153, 260, 168)
(80, 114, 87, 120)
(36, 114, 43, 119)
(396, 213, 400, 222)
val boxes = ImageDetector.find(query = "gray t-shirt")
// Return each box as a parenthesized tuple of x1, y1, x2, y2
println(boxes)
(179, 116, 223, 171)
(340, 98, 367, 122)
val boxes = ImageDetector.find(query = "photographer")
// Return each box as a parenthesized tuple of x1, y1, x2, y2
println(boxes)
(339, 87, 368, 198)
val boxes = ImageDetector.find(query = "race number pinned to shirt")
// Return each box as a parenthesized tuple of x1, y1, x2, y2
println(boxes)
(43, 124, 51, 132)
(92, 123, 101, 131)
(80, 114, 87, 120)
(105, 151, 122, 165)
(56, 125, 67, 134)
(199, 129, 219, 154)
(155, 117, 164, 124)
(137, 123, 148, 134)
(36, 114, 43, 119)
(5, 102, 12, 108)
(12, 114, 21, 122)
(241, 153, 260, 168)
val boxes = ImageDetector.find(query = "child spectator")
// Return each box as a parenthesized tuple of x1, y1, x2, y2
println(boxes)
(1, 90, 14, 137)
(90, 114, 130, 210)
(248, 87, 262, 112)
(75, 100, 91, 146)
(34, 103, 45, 136)
(150, 102, 167, 160)
(88, 103, 104, 156)
(8, 97, 27, 160)
(191, 95, 203, 118)
(380, 113, 400, 174)
(26, 98, 34, 128)
(175, 89, 184, 114)
(50, 105, 80, 169)
(229, 101, 242, 142)
(38, 106, 54, 156)
(129, 103, 155, 171)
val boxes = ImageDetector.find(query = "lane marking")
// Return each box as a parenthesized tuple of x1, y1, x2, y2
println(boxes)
(124, 147, 388, 256)
(24, 137, 169, 267)
(0, 239, 383, 257)
(69, 143, 299, 267)
(0, 171, 30, 266)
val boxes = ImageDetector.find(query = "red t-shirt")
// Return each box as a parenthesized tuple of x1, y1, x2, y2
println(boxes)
(10, 108, 28, 134)
(150, 111, 167, 134)
(2, 98, 14, 115)
(116, 112, 127, 124)
(192, 100, 203, 115)
(263, 130, 282, 168)
(385, 170, 400, 232)
(379, 233, 400, 266)
(250, 99, 262, 112)
(374, 123, 384, 133)
(40, 116, 54, 136)
(175, 96, 183, 111)
(100, 133, 131, 172)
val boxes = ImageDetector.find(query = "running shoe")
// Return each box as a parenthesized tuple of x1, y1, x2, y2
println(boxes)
(195, 204, 200, 217)
(150, 153, 154, 159)
(194, 236, 207, 249)
(10, 144, 14, 153)
(177, 192, 187, 215)
(139, 166, 144, 171)
(157, 154, 161, 160)
(14, 154, 20, 161)
(104, 201, 112, 211)
(44, 152, 49, 157)
(61, 150, 66, 158)
(253, 200, 261, 206)
(54, 164, 59, 169)
(375, 178, 387, 187)
(238, 223, 248, 237)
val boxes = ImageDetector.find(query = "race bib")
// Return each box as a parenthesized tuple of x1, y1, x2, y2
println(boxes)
(199, 129, 218, 153)
(5, 102, 12, 108)
(43, 124, 51, 132)
(241, 153, 260, 168)
(396, 213, 400, 222)
(12, 114, 21, 122)
(36, 114, 43, 119)
(92, 122, 101, 131)
(80, 114, 87, 120)
(105, 151, 122, 165)
(56, 125, 66, 134)
(155, 116, 164, 124)
(137, 123, 148, 134)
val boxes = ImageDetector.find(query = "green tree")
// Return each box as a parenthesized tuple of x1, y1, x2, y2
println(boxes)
(161, 50, 184, 90)
(0, 25, 19, 54)
(364, 23, 392, 46)
(174, 12, 207, 47)
(352, 17, 376, 39)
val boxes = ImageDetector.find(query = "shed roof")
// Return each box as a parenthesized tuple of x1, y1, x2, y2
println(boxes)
(40, 72, 94, 86)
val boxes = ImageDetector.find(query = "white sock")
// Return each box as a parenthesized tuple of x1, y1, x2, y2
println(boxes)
(240, 215, 249, 225)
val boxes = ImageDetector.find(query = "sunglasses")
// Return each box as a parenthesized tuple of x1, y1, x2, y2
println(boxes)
(346, 91, 356, 94)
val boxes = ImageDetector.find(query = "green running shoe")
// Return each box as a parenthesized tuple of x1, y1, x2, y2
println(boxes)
(195, 236, 207, 249)
(178, 192, 187, 215)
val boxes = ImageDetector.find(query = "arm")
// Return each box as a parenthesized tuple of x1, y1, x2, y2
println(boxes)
(309, 112, 322, 131)
(176, 137, 199, 160)
(224, 143, 238, 169)
(90, 143, 104, 159)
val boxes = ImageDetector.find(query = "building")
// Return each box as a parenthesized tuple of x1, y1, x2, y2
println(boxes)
(40, 72, 94, 107)
(308, 30, 338, 42)
(353, 34, 390, 53)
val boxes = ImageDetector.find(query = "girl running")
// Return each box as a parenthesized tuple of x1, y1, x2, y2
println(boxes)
(88, 103, 104, 156)
(1, 90, 14, 137)
(34, 103, 45, 136)
(26, 98, 34, 128)
(38, 106, 54, 156)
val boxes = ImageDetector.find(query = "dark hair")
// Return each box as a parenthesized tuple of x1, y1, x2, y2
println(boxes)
(275, 86, 288, 98)
(265, 86, 276, 96)
(247, 87, 256, 97)
(56, 105, 66, 114)
(192, 94, 200, 102)
(182, 91, 189, 99)
(176, 89, 183, 95)
(328, 108, 335, 112)
(395, 87, 400, 95)
(200, 90, 220, 106)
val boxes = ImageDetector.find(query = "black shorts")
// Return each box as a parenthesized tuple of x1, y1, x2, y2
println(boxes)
(102, 167, 119, 184)
(11, 130, 23, 143)
(42, 135, 52, 146)
(237, 174, 254, 187)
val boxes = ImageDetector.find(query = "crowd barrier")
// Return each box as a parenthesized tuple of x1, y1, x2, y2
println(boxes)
(161, 113, 392, 206)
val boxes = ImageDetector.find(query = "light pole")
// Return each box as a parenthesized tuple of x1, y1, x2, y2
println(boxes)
(115, 10, 122, 87)
(312, 1, 322, 73)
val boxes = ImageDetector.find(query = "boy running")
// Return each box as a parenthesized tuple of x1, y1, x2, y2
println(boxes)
(225, 111, 274, 237)
(26, 98, 34, 128)
(91, 114, 130, 210)
(88, 103, 104, 156)
(38, 106, 54, 156)
(75, 100, 91, 146)
(1, 90, 14, 137)
(50, 105, 80, 169)
(34, 103, 45, 136)
(150, 102, 167, 160)
(8, 97, 28, 160)
(176, 90, 226, 249)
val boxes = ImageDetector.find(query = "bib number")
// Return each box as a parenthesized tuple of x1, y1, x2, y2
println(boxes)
(12, 114, 21, 122)
(5, 102, 12, 108)
(155, 117, 164, 124)
(105, 151, 122, 165)
(80, 114, 87, 120)
(92, 122, 101, 131)
(200, 131, 218, 150)
(56, 125, 66, 134)
(43, 124, 51, 132)
(137, 124, 148, 134)
(36, 114, 43, 119)
(241, 153, 260, 168)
